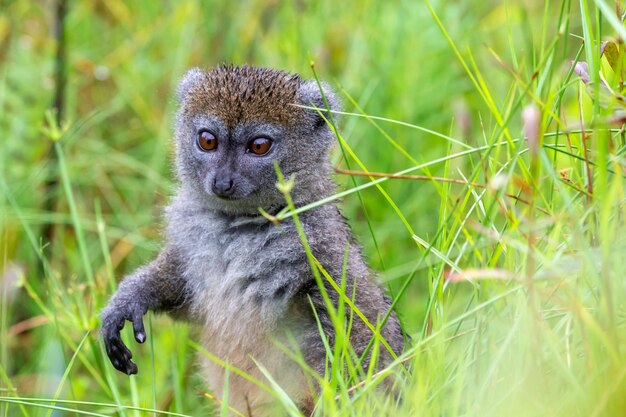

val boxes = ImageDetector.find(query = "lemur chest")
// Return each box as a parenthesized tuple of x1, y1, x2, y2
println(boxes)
(182, 220, 288, 345)
(178, 219, 309, 411)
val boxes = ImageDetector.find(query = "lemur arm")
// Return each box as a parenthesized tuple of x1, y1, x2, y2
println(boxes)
(100, 246, 188, 375)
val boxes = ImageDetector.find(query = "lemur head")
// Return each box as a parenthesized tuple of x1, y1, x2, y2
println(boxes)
(174, 65, 341, 215)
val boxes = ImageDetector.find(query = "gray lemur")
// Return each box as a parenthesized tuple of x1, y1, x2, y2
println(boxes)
(100, 65, 404, 415)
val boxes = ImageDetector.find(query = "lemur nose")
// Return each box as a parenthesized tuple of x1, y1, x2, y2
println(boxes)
(212, 176, 235, 197)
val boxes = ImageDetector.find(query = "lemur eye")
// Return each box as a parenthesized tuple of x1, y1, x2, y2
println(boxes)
(247, 137, 273, 155)
(197, 130, 217, 151)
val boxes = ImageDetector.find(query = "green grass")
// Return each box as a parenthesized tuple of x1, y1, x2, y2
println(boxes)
(2, 0, 626, 415)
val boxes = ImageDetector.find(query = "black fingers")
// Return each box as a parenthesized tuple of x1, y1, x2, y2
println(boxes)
(102, 314, 139, 375)
(132, 310, 146, 344)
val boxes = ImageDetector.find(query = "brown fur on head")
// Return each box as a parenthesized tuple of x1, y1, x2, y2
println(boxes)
(178, 65, 303, 128)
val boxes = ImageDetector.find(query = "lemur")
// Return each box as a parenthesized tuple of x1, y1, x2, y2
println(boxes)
(100, 65, 405, 416)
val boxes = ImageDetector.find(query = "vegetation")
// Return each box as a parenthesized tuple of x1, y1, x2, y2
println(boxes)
(2, 0, 626, 415)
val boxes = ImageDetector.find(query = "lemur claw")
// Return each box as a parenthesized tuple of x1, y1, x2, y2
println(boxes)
(101, 304, 146, 375)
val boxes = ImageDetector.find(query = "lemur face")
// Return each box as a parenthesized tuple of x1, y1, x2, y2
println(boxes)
(182, 114, 287, 206)
(173, 65, 339, 214)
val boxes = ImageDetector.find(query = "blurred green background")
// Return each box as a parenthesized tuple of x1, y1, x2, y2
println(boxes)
(2, 0, 626, 416)
(1, 0, 578, 316)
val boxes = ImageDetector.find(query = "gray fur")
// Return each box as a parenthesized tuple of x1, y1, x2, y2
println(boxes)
(177, 67, 204, 103)
(100, 65, 404, 416)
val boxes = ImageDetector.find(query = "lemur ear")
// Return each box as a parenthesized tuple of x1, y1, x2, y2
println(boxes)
(177, 68, 204, 103)
(297, 80, 342, 129)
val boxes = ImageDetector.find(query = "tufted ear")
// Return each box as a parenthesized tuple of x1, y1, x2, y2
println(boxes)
(177, 68, 204, 103)
(297, 80, 342, 129)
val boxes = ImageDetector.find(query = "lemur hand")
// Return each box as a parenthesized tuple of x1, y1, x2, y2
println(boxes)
(101, 302, 147, 375)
